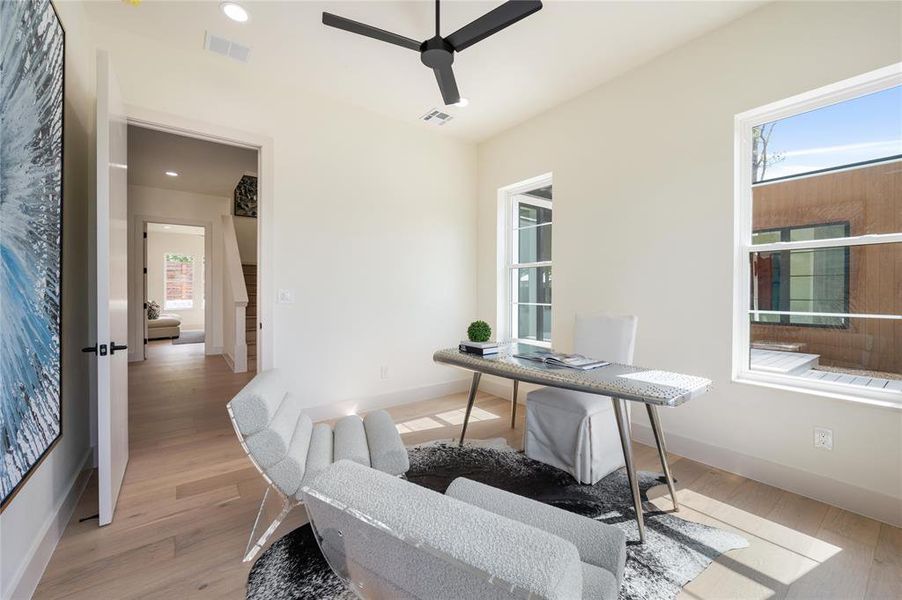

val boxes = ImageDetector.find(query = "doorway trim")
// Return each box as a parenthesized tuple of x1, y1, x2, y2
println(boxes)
(125, 105, 274, 372)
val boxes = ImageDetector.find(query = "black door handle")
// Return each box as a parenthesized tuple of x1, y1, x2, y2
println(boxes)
(110, 342, 128, 355)
(82, 344, 98, 354)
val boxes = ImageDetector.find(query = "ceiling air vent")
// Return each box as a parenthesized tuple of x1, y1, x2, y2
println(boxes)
(204, 31, 251, 63)
(421, 109, 453, 126)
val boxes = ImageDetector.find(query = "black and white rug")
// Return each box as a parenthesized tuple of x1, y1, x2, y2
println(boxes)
(247, 441, 748, 600)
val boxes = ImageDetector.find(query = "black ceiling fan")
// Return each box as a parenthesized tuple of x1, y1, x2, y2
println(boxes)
(322, 0, 543, 106)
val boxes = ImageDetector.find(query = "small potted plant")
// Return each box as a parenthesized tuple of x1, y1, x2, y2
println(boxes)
(467, 320, 492, 343)
(459, 321, 498, 356)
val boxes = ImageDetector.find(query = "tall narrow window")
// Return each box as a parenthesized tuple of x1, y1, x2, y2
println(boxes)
(501, 177, 552, 346)
(164, 253, 194, 309)
(735, 67, 902, 402)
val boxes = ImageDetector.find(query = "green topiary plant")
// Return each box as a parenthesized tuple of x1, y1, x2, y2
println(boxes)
(467, 320, 492, 343)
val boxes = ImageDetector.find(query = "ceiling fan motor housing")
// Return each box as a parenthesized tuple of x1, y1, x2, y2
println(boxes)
(420, 36, 455, 69)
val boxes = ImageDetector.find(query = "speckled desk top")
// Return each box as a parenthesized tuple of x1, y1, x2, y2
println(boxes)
(434, 346, 711, 407)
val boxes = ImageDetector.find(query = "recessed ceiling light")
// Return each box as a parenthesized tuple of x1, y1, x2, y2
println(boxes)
(454, 97, 470, 108)
(163, 225, 172, 230)
(220, 2, 249, 23)
(165, 171, 179, 177)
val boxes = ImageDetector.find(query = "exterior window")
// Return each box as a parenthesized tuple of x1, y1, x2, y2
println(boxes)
(734, 67, 902, 403)
(500, 176, 552, 346)
(164, 253, 194, 309)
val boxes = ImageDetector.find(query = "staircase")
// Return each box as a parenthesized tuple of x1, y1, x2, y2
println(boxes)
(243, 264, 257, 371)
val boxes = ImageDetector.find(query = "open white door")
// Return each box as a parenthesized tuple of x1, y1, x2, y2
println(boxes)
(95, 50, 129, 526)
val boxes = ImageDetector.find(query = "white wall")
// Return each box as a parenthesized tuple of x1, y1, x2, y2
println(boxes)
(0, 3, 96, 598)
(476, 1, 902, 525)
(127, 185, 228, 358)
(91, 22, 478, 415)
(234, 215, 257, 265)
(147, 230, 206, 330)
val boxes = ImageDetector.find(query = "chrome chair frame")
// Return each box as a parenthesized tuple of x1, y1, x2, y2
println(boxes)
(227, 404, 301, 562)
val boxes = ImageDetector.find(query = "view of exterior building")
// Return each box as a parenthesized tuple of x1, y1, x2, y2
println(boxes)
(750, 158, 901, 378)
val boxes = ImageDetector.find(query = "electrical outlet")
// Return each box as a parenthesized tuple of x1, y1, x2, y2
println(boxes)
(380, 365, 389, 380)
(277, 289, 294, 304)
(814, 427, 833, 450)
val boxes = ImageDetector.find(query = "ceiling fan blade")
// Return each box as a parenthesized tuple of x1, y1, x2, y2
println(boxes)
(433, 63, 461, 105)
(446, 1, 542, 52)
(322, 12, 422, 52)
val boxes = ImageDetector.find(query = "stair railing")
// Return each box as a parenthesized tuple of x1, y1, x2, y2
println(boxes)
(222, 214, 249, 372)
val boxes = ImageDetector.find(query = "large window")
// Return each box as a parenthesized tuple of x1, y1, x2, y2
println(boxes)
(164, 253, 195, 309)
(734, 66, 902, 403)
(500, 176, 552, 346)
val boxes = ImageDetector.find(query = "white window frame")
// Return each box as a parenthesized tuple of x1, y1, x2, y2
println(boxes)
(732, 63, 902, 408)
(497, 173, 553, 347)
(164, 252, 195, 310)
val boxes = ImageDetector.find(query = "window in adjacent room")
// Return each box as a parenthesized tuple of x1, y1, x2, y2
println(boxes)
(164, 253, 194, 309)
(734, 66, 902, 403)
(500, 175, 553, 346)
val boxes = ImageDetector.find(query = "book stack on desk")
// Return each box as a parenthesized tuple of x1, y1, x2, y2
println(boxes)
(459, 341, 499, 356)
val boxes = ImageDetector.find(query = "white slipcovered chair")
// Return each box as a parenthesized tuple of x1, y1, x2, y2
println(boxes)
(302, 460, 626, 599)
(228, 369, 409, 561)
(525, 313, 638, 485)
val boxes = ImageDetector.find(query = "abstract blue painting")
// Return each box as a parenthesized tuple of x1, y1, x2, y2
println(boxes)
(0, 0, 64, 508)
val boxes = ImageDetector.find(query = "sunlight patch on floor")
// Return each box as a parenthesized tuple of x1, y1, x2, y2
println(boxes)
(435, 407, 500, 425)
(676, 489, 842, 563)
(395, 417, 446, 433)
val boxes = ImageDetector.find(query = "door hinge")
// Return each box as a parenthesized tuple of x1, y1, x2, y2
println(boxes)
(143, 231, 147, 239)
(143, 267, 147, 274)
(143, 302, 147, 310)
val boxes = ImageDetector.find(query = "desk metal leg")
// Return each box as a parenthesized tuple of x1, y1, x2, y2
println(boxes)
(510, 380, 519, 428)
(646, 404, 679, 512)
(458, 372, 482, 447)
(612, 397, 645, 543)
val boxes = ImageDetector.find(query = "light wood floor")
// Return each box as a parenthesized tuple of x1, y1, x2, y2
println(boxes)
(34, 341, 900, 599)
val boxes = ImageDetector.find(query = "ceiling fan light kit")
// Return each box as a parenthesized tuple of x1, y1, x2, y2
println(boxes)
(322, 0, 543, 106)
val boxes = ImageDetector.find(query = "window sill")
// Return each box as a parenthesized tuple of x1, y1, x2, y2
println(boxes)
(734, 371, 902, 410)
(512, 339, 552, 349)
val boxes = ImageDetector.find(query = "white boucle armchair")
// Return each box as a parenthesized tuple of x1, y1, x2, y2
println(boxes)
(228, 369, 409, 561)
(301, 460, 627, 599)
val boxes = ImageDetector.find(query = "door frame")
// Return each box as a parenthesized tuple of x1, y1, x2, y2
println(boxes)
(132, 216, 214, 356)
(125, 105, 273, 373)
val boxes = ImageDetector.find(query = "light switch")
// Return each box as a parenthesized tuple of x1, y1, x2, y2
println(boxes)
(278, 289, 294, 304)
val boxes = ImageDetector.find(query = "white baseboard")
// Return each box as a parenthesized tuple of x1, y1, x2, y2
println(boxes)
(222, 352, 235, 370)
(206, 345, 223, 355)
(631, 422, 902, 528)
(8, 449, 92, 600)
(303, 378, 471, 422)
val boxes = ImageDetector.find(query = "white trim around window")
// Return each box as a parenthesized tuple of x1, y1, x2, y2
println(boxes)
(497, 173, 553, 347)
(732, 63, 902, 408)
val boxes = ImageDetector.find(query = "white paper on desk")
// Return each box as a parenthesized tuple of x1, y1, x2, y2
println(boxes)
(618, 370, 686, 387)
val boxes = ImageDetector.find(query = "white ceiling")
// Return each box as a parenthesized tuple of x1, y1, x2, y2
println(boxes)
(147, 223, 205, 236)
(127, 125, 257, 197)
(88, 1, 763, 141)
